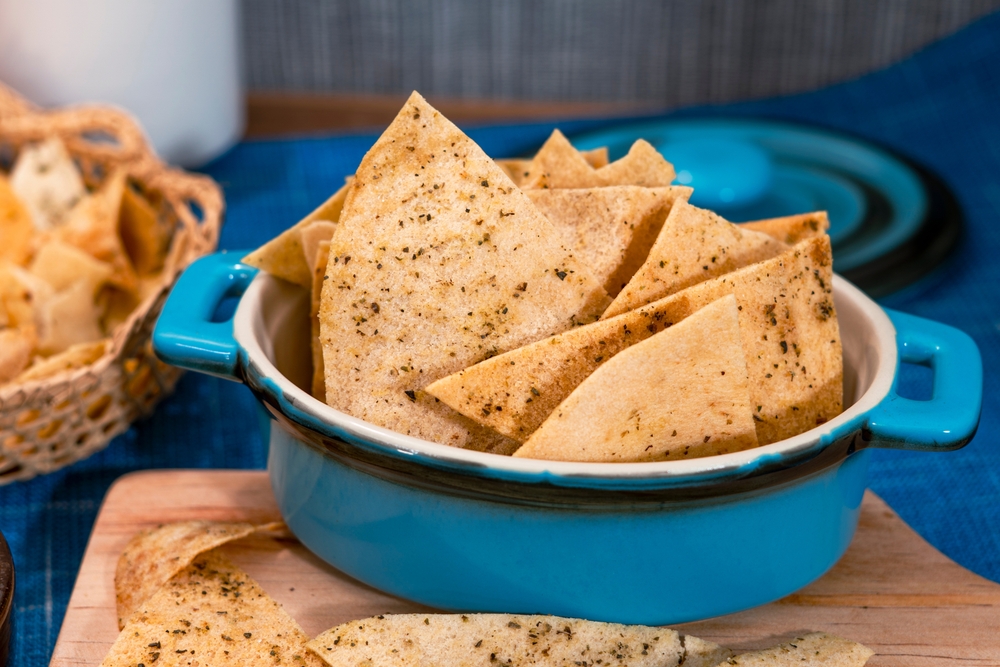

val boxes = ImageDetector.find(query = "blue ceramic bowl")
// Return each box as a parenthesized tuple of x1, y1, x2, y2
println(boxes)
(153, 253, 982, 625)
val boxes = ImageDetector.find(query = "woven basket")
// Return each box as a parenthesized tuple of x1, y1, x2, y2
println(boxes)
(0, 83, 223, 483)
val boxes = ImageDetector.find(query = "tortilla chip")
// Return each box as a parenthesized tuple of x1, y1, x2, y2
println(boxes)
(300, 220, 338, 271)
(496, 146, 609, 186)
(308, 613, 690, 667)
(319, 92, 608, 451)
(513, 295, 758, 462)
(0, 174, 34, 266)
(54, 169, 137, 295)
(527, 186, 691, 297)
(114, 520, 256, 628)
(243, 182, 349, 287)
(602, 199, 788, 319)
(739, 210, 830, 245)
(14, 339, 107, 384)
(29, 239, 114, 293)
(719, 632, 873, 666)
(35, 279, 104, 355)
(119, 183, 171, 276)
(103, 550, 322, 667)
(684, 635, 736, 667)
(310, 238, 331, 400)
(0, 263, 37, 330)
(0, 328, 35, 384)
(520, 130, 675, 189)
(8, 137, 86, 230)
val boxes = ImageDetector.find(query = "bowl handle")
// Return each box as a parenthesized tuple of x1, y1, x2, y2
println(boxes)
(152, 252, 258, 382)
(865, 309, 982, 450)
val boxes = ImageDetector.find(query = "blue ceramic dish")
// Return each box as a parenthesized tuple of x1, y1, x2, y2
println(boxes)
(153, 252, 982, 625)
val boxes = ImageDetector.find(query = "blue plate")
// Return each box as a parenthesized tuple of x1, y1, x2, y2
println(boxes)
(569, 118, 961, 295)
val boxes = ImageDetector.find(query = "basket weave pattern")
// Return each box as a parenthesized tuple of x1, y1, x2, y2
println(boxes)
(0, 83, 222, 483)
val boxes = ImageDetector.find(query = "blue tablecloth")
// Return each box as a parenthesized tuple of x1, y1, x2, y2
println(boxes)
(6, 11, 1000, 666)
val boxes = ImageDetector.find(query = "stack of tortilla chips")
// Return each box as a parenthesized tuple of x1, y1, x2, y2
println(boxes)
(244, 91, 842, 463)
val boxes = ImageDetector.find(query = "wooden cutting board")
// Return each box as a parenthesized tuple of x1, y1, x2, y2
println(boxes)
(49, 470, 1000, 666)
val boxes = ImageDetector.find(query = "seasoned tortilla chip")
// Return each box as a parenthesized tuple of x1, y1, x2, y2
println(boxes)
(513, 295, 758, 462)
(0, 174, 34, 266)
(8, 137, 86, 230)
(0, 263, 37, 330)
(243, 182, 349, 287)
(602, 199, 788, 318)
(520, 130, 675, 189)
(739, 210, 830, 245)
(114, 520, 256, 628)
(496, 146, 609, 186)
(104, 550, 322, 667)
(719, 632, 873, 666)
(14, 339, 107, 384)
(119, 183, 171, 276)
(527, 186, 691, 297)
(308, 613, 694, 667)
(54, 169, 137, 295)
(319, 92, 608, 451)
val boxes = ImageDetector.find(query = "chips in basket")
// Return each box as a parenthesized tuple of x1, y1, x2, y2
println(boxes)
(244, 91, 843, 464)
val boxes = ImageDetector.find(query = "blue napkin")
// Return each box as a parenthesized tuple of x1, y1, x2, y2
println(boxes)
(4, 10, 999, 666)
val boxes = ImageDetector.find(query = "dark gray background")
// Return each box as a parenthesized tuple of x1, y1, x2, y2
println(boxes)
(243, 0, 1000, 107)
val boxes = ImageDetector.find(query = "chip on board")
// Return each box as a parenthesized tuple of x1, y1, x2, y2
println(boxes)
(513, 295, 758, 462)
(243, 182, 349, 287)
(718, 632, 873, 666)
(114, 520, 256, 628)
(103, 550, 322, 667)
(318, 92, 608, 451)
(603, 198, 789, 318)
(527, 185, 692, 297)
(307, 613, 723, 667)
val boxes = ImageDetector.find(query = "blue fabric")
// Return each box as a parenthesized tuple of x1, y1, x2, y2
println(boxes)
(6, 11, 1000, 665)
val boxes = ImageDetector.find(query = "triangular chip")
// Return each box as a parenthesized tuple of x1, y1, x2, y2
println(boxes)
(119, 183, 172, 276)
(496, 146, 609, 186)
(319, 92, 608, 451)
(0, 174, 34, 266)
(308, 613, 704, 667)
(520, 130, 675, 189)
(243, 182, 349, 287)
(602, 199, 788, 319)
(527, 185, 691, 296)
(115, 520, 256, 628)
(718, 632, 873, 666)
(35, 279, 105, 355)
(103, 550, 322, 667)
(513, 295, 758, 462)
(738, 210, 830, 245)
(0, 263, 38, 331)
(8, 137, 86, 230)
(54, 169, 137, 295)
